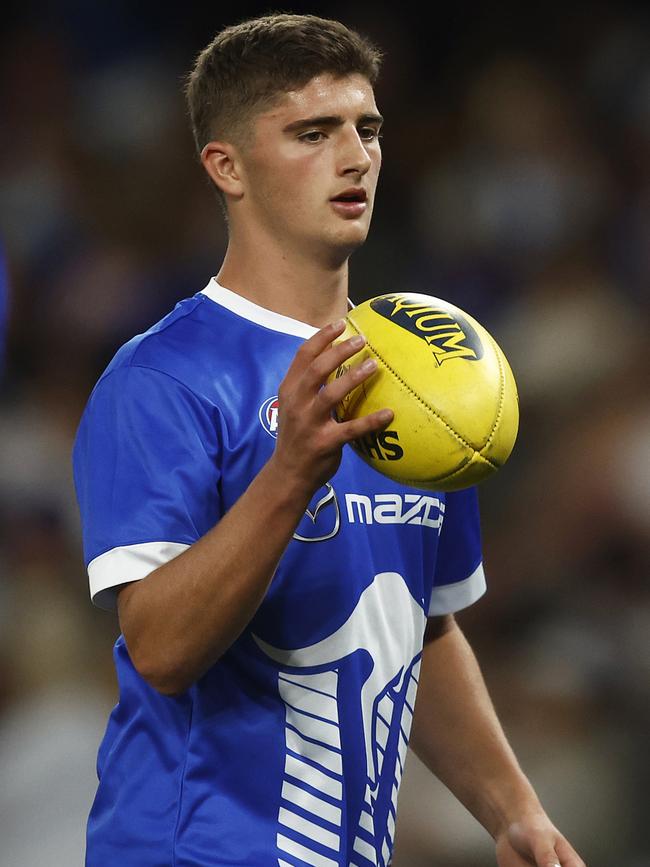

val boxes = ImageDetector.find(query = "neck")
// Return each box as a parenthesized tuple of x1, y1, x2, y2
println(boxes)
(215, 225, 352, 329)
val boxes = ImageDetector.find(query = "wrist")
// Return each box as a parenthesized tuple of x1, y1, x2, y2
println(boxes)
(259, 453, 320, 511)
(483, 778, 546, 840)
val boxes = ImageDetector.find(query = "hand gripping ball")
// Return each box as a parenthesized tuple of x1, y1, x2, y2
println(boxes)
(329, 293, 519, 491)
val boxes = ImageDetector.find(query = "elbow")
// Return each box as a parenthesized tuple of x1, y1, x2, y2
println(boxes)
(126, 640, 195, 697)
(118, 584, 196, 696)
(146, 670, 191, 698)
(137, 657, 193, 697)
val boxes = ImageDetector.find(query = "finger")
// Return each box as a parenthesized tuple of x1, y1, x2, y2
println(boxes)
(335, 408, 394, 445)
(284, 319, 347, 386)
(304, 333, 367, 392)
(303, 319, 348, 359)
(532, 843, 563, 867)
(554, 836, 586, 867)
(319, 356, 378, 409)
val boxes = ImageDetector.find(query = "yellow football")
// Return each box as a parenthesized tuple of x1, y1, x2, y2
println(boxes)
(329, 292, 519, 491)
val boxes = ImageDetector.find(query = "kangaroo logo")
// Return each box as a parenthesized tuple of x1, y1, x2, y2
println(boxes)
(254, 572, 426, 866)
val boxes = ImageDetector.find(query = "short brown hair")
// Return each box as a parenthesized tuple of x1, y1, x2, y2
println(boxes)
(185, 13, 383, 155)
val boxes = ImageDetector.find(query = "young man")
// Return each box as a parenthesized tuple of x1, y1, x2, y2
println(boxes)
(73, 13, 585, 867)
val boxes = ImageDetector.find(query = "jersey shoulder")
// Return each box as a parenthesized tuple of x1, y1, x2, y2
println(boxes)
(99, 292, 236, 397)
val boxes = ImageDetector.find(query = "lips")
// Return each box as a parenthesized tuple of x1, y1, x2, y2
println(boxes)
(330, 188, 367, 203)
(330, 188, 368, 219)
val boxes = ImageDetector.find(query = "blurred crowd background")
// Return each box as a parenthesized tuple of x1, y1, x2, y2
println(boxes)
(0, 1, 648, 865)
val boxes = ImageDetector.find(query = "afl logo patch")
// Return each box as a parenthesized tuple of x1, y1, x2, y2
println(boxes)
(259, 396, 279, 438)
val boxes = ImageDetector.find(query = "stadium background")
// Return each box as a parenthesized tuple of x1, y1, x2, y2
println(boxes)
(0, 1, 648, 864)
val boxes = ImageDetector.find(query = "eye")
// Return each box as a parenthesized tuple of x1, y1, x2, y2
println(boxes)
(299, 130, 326, 143)
(359, 126, 383, 142)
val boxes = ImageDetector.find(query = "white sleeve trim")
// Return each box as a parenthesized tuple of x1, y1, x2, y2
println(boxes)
(428, 562, 486, 616)
(88, 541, 191, 611)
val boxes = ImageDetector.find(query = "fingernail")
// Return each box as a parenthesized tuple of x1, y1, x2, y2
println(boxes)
(351, 335, 365, 349)
(361, 358, 376, 371)
(332, 318, 346, 330)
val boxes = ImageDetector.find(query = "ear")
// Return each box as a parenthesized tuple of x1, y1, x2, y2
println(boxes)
(201, 141, 244, 199)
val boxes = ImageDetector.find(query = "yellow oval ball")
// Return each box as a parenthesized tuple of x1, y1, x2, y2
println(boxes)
(328, 292, 519, 491)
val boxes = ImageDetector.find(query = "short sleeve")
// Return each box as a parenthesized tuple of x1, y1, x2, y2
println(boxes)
(72, 365, 223, 610)
(428, 487, 486, 616)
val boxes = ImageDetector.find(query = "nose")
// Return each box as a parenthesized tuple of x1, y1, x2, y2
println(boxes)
(338, 126, 373, 177)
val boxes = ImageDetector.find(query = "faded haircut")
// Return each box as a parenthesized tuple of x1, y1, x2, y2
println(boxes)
(185, 12, 383, 157)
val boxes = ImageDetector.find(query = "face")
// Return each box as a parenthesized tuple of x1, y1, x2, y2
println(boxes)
(232, 73, 383, 263)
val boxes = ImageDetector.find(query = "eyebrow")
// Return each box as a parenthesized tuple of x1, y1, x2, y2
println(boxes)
(282, 113, 384, 133)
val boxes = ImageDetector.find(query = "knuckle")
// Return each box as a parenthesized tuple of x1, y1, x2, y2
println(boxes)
(308, 358, 328, 384)
(315, 385, 333, 408)
(312, 431, 335, 457)
(295, 340, 313, 360)
(342, 419, 365, 440)
(338, 338, 364, 362)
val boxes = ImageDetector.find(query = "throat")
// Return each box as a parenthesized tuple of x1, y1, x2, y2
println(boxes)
(216, 249, 350, 329)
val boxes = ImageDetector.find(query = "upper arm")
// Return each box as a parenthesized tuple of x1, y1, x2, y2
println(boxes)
(73, 365, 223, 611)
(116, 580, 139, 628)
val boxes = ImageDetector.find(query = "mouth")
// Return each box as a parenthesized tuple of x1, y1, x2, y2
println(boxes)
(330, 188, 367, 204)
(330, 188, 368, 218)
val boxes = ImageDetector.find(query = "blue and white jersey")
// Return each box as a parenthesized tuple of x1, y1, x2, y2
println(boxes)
(73, 279, 486, 867)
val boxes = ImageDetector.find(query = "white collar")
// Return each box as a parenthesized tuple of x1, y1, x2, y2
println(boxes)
(200, 278, 353, 339)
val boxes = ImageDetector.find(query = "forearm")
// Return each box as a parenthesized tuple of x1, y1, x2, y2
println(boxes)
(118, 455, 314, 695)
(409, 616, 543, 839)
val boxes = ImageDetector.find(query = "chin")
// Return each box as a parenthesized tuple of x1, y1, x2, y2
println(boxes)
(333, 221, 371, 250)
(305, 220, 372, 265)
(328, 237, 368, 264)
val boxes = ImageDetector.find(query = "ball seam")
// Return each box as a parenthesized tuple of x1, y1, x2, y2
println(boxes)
(479, 330, 507, 461)
(413, 451, 495, 488)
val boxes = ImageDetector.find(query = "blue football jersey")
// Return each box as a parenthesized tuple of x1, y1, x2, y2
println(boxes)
(73, 279, 486, 867)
